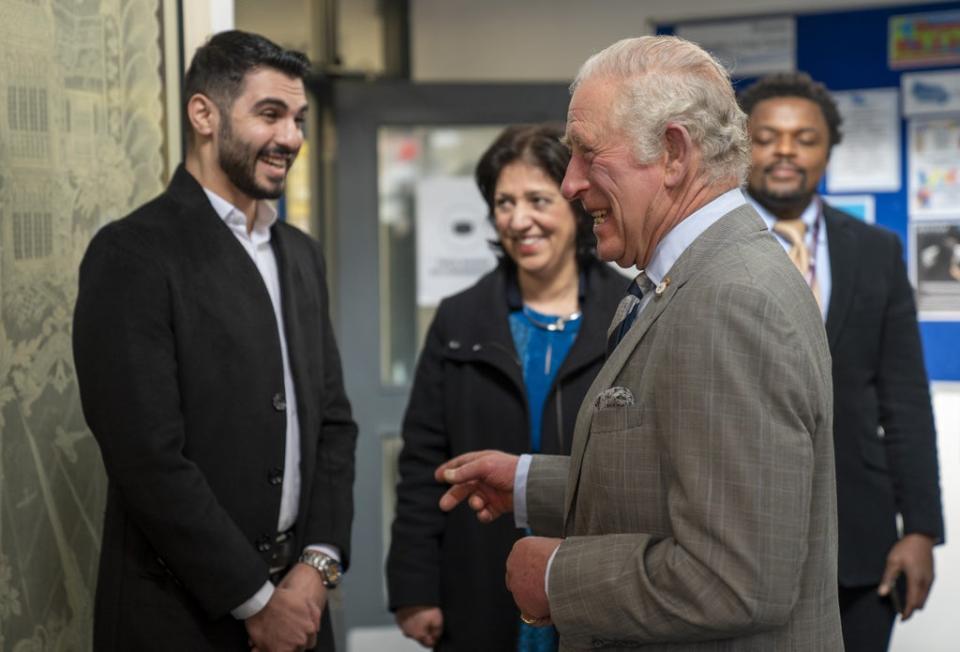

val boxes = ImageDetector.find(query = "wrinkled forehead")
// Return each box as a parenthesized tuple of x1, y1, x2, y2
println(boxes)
(566, 76, 620, 136)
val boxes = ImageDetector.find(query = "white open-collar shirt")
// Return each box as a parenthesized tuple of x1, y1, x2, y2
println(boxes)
(204, 189, 338, 618)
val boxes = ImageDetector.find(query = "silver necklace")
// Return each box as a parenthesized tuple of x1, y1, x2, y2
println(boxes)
(521, 306, 582, 332)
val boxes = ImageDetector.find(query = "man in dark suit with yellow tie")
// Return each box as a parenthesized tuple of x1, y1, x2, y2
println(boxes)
(739, 72, 945, 652)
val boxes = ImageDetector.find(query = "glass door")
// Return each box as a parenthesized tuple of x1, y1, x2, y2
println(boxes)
(329, 80, 570, 638)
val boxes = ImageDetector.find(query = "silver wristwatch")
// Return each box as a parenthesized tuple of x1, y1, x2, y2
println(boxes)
(299, 550, 343, 588)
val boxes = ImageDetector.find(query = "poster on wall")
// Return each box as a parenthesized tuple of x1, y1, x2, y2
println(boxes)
(908, 116, 960, 219)
(902, 69, 960, 116)
(912, 220, 960, 318)
(822, 194, 876, 224)
(889, 10, 960, 69)
(415, 176, 497, 307)
(826, 89, 900, 193)
(676, 17, 795, 77)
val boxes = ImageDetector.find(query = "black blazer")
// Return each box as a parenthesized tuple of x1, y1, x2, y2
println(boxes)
(824, 204, 944, 587)
(386, 261, 627, 651)
(73, 166, 357, 650)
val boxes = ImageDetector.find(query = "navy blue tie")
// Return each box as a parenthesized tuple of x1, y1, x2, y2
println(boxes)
(607, 278, 647, 355)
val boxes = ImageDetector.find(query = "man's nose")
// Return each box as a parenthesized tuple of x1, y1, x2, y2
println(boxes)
(774, 135, 796, 157)
(276, 118, 304, 150)
(561, 157, 588, 200)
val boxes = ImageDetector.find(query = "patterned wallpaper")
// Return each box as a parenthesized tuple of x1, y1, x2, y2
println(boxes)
(0, 0, 168, 649)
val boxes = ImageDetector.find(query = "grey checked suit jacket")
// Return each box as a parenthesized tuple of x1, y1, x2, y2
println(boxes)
(526, 204, 843, 651)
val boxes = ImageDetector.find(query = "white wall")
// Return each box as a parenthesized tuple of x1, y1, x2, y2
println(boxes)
(182, 0, 235, 72)
(411, 0, 955, 81)
(891, 383, 960, 651)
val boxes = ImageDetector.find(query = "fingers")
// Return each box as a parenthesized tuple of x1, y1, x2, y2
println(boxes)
(877, 558, 902, 597)
(477, 506, 499, 523)
(308, 600, 322, 624)
(435, 450, 491, 482)
(902, 569, 933, 620)
(438, 458, 490, 485)
(520, 613, 553, 627)
(438, 481, 476, 512)
(398, 608, 443, 648)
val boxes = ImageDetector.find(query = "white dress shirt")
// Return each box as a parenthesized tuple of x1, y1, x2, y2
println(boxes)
(203, 189, 338, 619)
(513, 187, 748, 598)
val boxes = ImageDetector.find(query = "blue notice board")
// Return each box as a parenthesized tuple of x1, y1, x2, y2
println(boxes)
(659, 2, 960, 380)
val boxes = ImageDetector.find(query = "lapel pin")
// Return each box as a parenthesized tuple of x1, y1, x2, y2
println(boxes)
(655, 276, 671, 297)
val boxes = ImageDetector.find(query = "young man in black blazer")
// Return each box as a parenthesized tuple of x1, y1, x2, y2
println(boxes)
(740, 72, 944, 652)
(73, 31, 357, 651)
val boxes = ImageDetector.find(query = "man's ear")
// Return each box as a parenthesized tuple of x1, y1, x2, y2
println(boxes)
(186, 93, 219, 140)
(662, 123, 694, 187)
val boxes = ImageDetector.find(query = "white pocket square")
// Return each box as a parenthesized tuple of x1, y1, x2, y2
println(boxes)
(595, 386, 635, 409)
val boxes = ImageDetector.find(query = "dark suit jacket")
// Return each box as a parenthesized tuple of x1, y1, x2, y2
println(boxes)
(824, 204, 944, 587)
(73, 165, 357, 650)
(386, 262, 626, 651)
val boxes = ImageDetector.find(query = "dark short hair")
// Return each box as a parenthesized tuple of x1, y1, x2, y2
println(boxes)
(475, 123, 597, 267)
(737, 72, 843, 149)
(183, 30, 310, 139)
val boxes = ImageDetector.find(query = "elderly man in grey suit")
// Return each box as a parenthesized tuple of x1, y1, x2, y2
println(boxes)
(437, 36, 843, 651)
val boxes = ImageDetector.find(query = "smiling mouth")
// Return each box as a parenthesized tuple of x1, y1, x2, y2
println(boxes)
(766, 164, 803, 178)
(260, 154, 290, 172)
(517, 236, 544, 245)
(591, 210, 608, 227)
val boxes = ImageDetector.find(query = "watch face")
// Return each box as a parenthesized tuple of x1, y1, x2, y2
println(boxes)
(324, 561, 342, 584)
(316, 556, 342, 586)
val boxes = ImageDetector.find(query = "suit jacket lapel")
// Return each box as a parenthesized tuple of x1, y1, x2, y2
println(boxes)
(562, 203, 768, 527)
(562, 276, 680, 522)
(824, 207, 857, 348)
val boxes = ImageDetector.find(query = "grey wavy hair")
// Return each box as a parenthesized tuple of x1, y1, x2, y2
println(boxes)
(571, 36, 750, 185)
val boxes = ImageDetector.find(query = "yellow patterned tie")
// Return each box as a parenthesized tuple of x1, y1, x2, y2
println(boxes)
(772, 218, 822, 309)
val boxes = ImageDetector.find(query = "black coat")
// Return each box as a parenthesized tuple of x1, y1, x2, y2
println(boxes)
(73, 166, 357, 650)
(824, 205, 944, 587)
(386, 261, 627, 651)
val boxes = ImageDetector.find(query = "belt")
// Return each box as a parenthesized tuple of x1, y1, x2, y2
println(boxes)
(265, 529, 296, 575)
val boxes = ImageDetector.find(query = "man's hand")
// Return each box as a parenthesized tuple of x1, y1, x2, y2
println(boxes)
(878, 533, 936, 620)
(396, 605, 444, 648)
(435, 450, 518, 523)
(245, 584, 320, 652)
(506, 536, 562, 625)
(280, 563, 329, 611)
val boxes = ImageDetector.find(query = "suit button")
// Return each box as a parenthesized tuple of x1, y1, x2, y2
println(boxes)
(272, 393, 286, 411)
(448, 340, 461, 350)
(268, 468, 283, 485)
(472, 343, 482, 352)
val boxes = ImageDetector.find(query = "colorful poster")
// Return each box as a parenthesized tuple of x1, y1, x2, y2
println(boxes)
(908, 117, 960, 219)
(902, 69, 960, 116)
(889, 10, 960, 69)
(676, 17, 795, 77)
(826, 89, 900, 193)
(911, 220, 960, 318)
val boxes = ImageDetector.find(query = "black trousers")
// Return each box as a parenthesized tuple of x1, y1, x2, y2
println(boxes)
(839, 585, 898, 652)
